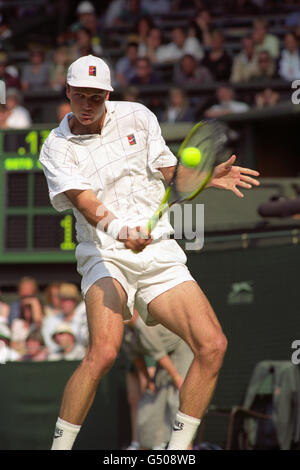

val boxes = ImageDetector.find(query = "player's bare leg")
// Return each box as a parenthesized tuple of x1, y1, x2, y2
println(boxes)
(148, 280, 228, 449)
(51, 277, 127, 450)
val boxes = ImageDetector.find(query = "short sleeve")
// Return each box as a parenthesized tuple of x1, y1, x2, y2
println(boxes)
(39, 136, 91, 212)
(147, 110, 177, 177)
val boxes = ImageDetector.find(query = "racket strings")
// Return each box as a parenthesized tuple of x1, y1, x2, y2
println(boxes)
(171, 124, 218, 202)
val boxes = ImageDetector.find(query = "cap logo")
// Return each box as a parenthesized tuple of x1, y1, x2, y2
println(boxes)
(89, 65, 96, 76)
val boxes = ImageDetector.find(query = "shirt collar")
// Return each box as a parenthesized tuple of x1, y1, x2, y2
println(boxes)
(58, 101, 116, 140)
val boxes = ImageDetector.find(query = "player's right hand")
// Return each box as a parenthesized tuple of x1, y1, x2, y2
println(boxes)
(117, 226, 152, 252)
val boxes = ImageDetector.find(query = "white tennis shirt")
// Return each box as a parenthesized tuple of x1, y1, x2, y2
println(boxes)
(39, 101, 177, 249)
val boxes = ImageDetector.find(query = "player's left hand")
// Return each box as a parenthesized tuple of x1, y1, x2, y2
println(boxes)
(208, 155, 260, 198)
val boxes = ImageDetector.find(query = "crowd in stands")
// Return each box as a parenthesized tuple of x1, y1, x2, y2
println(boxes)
(0, 277, 88, 363)
(0, 0, 299, 127)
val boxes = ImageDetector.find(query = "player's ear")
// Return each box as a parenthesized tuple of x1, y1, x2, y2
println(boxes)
(66, 84, 70, 99)
(106, 92, 110, 101)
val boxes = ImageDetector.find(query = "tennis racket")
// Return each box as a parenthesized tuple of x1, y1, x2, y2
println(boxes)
(146, 119, 228, 234)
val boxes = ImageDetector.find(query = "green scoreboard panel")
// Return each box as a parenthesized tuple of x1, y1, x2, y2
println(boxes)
(0, 128, 76, 263)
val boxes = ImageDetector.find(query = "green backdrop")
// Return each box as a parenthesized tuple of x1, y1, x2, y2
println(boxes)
(1, 242, 300, 449)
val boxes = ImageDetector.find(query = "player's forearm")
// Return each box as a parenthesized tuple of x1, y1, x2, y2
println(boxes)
(79, 199, 115, 231)
(64, 189, 118, 232)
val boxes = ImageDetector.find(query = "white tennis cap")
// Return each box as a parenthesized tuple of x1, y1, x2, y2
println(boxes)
(67, 55, 114, 91)
(76, 1, 95, 15)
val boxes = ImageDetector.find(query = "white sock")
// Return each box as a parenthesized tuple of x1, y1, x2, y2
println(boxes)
(51, 417, 81, 450)
(167, 411, 201, 450)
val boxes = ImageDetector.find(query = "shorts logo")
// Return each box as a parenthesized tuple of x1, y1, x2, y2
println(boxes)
(89, 66, 96, 76)
(127, 134, 136, 145)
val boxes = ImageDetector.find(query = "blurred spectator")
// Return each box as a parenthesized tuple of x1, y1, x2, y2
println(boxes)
(15, 2, 45, 17)
(0, 52, 21, 89)
(0, 322, 20, 363)
(68, 27, 94, 62)
(286, 0, 300, 28)
(205, 85, 249, 118)
(253, 19, 280, 59)
(174, 54, 212, 86)
(0, 290, 9, 322)
(21, 48, 50, 91)
(129, 16, 153, 52)
(9, 277, 40, 325)
(21, 329, 48, 361)
(122, 86, 141, 102)
(231, 35, 259, 83)
(156, 27, 203, 63)
(138, 28, 165, 63)
(48, 323, 86, 361)
(201, 30, 232, 81)
(42, 283, 88, 354)
(70, 1, 102, 56)
(10, 296, 44, 354)
(111, 0, 147, 28)
(0, 10, 12, 42)
(44, 282, 62, 317)
(0, 104, 9, 129)
(57, 101, 72, 122)
(255, 87, 280, 108)
(5, 88, 32, 129)
(250, 50, 276, 81)
(130, 57, 162, 85)
(189, 8, 213, 47)
(141, 0, 171, 14)
(71, 1, 94, 31)
(161, 88, 195, 123)
(50, 47, 69, 91)
(115, 42, 139, 87)
(123, 312, 193, 450)
(104, 0, 125, 28)
(229, 0, 260, 14)
(279, 32, 300, 81)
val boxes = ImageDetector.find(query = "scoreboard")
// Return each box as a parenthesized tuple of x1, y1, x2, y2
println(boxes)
(0, 127, 76, 263)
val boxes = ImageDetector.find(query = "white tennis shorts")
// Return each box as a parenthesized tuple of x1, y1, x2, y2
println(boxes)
(75, 239, 195, 326)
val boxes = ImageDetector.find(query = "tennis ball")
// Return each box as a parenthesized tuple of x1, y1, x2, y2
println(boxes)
(181, 147, 202, 168)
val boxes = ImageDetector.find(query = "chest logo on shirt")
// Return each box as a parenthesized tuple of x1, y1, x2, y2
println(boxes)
(127, 134, 136, 145)
(89, 66, 97, 76)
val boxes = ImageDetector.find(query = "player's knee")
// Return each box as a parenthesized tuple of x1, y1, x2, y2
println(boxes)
(196, 331, 228, 373)
(83, 345, 118, 380)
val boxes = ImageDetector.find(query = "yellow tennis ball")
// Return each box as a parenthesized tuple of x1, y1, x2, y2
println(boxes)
(181, 147, 202, 168)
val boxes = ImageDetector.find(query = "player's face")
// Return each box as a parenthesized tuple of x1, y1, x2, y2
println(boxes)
(66, 85, 109, 126)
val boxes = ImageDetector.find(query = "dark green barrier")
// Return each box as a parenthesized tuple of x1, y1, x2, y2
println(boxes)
(1, 242, 300, 449)
(187, 243, 300, 447)
(0, 357, 130, 450)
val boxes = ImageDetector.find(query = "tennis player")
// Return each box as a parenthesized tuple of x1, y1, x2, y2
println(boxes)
(39, 55, 260, 450)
